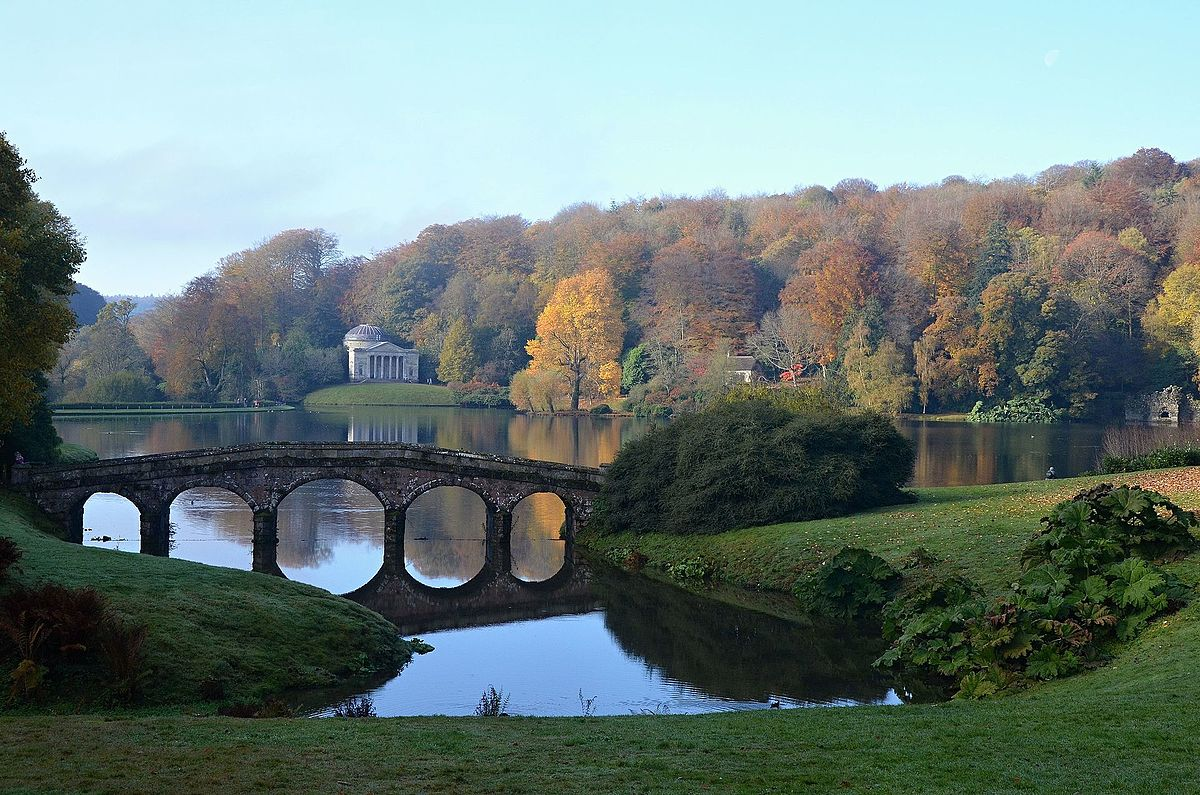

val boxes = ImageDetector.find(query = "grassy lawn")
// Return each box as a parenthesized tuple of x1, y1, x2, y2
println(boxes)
(304, 382, 458, 407)
(2, 470, 1200, 792)
(0, 492, 414, 707)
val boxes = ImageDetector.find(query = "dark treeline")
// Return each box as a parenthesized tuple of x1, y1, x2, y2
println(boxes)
(61, 146, 1200, 416)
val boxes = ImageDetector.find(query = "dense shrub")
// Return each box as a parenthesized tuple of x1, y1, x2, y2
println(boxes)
(967, 396, 1064, 424)
(332, 694, 377, 718)
(876, 484, 1197, 698)
(589, 403, 613, 415)
(449, 381, 514, 409)
(80, 371, 161, 403)
(594, 392, 914, 536)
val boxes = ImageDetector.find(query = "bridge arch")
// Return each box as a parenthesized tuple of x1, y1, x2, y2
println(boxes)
(164, 481, 258, 513)
(79, 491, 143, 554)
(401, 478, 499, 515)
(273, 473, 393, 511)
(167, 486, 255, 570)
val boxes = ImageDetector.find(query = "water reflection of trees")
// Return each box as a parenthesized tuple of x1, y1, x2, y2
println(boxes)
(169, 487, 253, 541)
(511, 493, 566, 582)
(592, 566, 895, 705)
(277, 480, 383, 570)
(404, 486, 486, 585)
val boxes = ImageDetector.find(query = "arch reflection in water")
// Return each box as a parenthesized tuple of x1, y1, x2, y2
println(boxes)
(81, 493, 140, 553)
(510, 492, 566, 583)
(277, 480, 383, 593)
(168, 488, 254, 570)
(404, 486, 487, 588)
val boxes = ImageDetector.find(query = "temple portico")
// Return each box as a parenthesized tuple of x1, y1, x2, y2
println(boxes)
(344, 324, 420, 382)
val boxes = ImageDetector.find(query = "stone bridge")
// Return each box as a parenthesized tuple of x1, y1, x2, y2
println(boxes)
(11, 442, 605, 624)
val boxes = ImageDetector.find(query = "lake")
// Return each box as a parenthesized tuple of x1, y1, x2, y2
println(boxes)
(53, 406, 1187, 715)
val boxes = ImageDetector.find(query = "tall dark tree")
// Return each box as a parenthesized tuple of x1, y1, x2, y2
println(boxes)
(0, 133, 85, 465)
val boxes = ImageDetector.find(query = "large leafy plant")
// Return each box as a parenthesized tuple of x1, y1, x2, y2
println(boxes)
(874, 484, 1197, 698)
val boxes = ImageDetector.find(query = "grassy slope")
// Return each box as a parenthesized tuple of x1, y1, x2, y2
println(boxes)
(0, 492, 411, 706)
(2, 471, 1200, 792)
(303, 382, 457, 406)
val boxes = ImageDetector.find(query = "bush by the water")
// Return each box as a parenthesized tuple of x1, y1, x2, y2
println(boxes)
(795, 547, 902, 621)
(967, 396, 1064, 424)
(594, 389, 915, 536)
(1097, 424, 1200, 473)
(448, 381, 514, 409)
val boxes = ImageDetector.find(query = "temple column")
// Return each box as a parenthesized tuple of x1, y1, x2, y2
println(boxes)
(252, 508, 283, 576)
(139, 504, 171, 557)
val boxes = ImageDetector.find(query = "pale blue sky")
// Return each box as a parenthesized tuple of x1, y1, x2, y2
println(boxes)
(2, 0, 1197, 295)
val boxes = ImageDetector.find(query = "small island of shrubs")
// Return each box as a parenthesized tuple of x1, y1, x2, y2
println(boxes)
(594, 387, 915, 536)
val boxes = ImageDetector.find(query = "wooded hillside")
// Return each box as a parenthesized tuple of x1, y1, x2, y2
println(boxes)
(61, 147, 1200, 416)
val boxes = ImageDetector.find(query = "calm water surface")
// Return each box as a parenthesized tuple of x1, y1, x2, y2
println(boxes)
(56, 407, 1190, 715)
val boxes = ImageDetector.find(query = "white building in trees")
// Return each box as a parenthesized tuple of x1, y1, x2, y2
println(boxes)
(343, 324, 419, 382)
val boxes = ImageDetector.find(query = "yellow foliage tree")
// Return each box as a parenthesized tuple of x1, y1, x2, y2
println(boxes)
(525, 269, 624, 411)
(1144, 262, 1200, 363)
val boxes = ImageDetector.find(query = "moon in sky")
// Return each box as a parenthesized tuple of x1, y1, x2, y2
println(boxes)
(1044, 49, 1061, 67)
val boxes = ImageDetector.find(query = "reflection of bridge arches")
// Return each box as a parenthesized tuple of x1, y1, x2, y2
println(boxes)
(404, 485, 487, 589)
(511, 492, 567, 583)
(277, 479, 385, 592)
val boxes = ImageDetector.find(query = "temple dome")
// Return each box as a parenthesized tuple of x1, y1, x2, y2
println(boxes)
(344, 324, 385, 343)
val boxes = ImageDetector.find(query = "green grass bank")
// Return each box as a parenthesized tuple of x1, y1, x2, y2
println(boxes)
(2, 470, 1200, 792)
(0, 492, 416, 707)
(52, 405, 295, 416)
(581, 469, 1200, 597)
(303, 382, 457, 407)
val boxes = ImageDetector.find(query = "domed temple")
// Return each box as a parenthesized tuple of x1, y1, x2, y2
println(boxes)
(343, 324, 420, 382)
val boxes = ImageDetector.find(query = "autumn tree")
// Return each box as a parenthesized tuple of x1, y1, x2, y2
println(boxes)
(780, 240, 879, 364)
(748, 305, 822, 382)
(1144, 262, 1200, 364)
(842, 321, 914, 415)
(73, 299, 158, 400)
(525, 269, 624, 411)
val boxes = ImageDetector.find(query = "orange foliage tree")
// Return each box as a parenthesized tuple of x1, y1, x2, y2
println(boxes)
(780, 240, 879, 364)
(525, 269, 624, 411)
